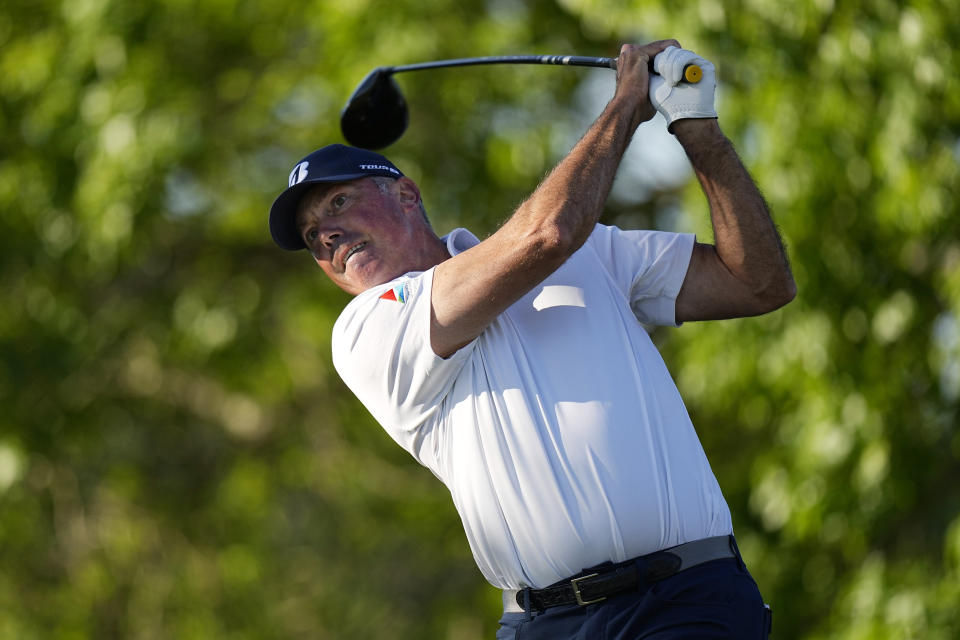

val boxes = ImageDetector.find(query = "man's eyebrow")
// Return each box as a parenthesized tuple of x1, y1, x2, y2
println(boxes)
(312, 181, 359, 204)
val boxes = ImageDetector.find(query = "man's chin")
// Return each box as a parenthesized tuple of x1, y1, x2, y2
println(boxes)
(340, 269, 395, 296)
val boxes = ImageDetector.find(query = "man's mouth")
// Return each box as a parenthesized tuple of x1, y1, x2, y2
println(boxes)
(342, 241, 367, 267)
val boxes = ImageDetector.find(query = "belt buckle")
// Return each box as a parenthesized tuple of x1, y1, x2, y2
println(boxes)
(570, 573, 605, 606)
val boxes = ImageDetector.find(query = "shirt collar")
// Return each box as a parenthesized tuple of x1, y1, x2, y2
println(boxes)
(440, 228, 480, 257)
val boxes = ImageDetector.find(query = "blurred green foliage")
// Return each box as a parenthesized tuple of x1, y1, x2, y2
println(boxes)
(1, 0, 958, 637)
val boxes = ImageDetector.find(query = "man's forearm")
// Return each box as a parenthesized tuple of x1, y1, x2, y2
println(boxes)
(510, 95, 640, 253)
(673, 119, 796, 305)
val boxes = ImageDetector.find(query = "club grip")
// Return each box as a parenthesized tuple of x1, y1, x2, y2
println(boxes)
(646, 60, 702, 83)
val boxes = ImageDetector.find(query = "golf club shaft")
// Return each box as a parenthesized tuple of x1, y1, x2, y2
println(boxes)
(388, 55, 617, 74)
(385, 55, 702, 83)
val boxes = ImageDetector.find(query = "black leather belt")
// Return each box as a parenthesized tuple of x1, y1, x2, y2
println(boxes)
(503, 535, 738, 613)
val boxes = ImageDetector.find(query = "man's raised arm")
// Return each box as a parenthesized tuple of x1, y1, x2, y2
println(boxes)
(640, 46, 796, 322)
(429, 41, 680, 358)
(673, 120, 797, 322)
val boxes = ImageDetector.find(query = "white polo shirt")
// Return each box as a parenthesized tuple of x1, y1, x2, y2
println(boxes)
(332, 225, 733, 590)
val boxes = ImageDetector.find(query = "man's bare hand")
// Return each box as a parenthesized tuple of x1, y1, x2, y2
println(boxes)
(614, 40, 681, 127)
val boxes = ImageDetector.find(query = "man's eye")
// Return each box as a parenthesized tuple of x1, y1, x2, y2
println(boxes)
(306, 229, 318, 241)
(332, 194, 347, 208)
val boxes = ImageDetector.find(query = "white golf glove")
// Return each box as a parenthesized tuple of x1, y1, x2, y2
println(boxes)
(649, 46, 717, 131)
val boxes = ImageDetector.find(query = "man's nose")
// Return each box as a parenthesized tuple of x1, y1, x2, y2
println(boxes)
(319, 228, 341, 248)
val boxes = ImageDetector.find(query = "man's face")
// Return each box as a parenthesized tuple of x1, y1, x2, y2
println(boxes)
(295, 177, 430, 295)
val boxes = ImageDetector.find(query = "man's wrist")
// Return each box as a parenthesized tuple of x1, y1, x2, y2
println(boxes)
(670, 117, 722, 143)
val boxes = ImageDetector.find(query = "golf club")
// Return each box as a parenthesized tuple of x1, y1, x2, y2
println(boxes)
(340, 54, 702, 149)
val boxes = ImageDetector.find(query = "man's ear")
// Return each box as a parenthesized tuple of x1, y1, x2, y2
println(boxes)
(394, 176, 422, 212)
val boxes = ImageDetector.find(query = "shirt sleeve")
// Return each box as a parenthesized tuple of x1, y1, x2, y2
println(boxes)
(331, 268, 475, 465)
(587, 224, 695, 326)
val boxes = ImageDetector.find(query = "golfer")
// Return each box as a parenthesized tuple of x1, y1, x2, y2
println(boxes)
(269, 40, 794, 639)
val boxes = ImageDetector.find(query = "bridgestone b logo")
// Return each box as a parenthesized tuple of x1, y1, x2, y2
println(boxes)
(289, 162, 309, 187)
(359, 164, 399, 175)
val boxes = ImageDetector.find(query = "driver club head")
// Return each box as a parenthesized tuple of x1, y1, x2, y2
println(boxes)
(340, 67, 409, 150)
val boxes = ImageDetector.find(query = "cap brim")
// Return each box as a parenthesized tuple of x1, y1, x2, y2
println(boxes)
(268, 173, 369, 251)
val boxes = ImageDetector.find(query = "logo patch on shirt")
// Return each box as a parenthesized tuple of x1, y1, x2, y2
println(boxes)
(379, 283, 408, 303)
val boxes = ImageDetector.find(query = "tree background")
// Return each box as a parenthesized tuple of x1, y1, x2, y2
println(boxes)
(1, 0, 958, 637)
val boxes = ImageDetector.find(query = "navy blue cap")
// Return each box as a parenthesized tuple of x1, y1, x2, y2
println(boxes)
(269, 144, 404, 250)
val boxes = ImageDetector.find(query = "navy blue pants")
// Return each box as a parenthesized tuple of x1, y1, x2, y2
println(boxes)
(496, 556, 771, 639)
